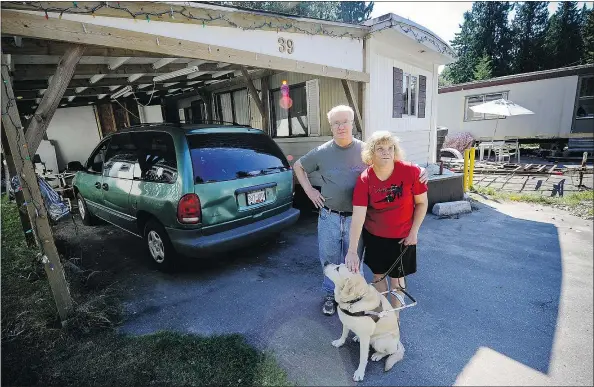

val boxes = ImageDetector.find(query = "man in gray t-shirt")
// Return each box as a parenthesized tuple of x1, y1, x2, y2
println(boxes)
(294, 105, 427, 316)
(299, 137, 366, 213)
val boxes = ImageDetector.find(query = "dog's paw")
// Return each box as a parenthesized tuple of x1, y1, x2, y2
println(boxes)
(331, 339, 345, 348)
(352, 335, 360, 343)
(371, 352, 387, 362)
(353, 368, 365, 382)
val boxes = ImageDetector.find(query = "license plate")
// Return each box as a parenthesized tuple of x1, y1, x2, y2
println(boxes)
(247, 190, 266, 205)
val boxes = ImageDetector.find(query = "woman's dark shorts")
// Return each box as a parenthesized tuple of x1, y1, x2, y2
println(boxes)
(362, 228, 417, 278)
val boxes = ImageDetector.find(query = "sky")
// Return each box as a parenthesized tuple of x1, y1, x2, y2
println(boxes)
(370, 1, 593, 46)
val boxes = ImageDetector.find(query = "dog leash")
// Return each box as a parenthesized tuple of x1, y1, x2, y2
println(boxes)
(371, 245, 409, 285)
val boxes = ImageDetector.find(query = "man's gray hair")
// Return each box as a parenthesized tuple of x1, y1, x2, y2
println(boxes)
(327, 105, 354, 122)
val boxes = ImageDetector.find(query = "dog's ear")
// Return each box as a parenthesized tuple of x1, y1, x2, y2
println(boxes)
(339, 275, 368, 303)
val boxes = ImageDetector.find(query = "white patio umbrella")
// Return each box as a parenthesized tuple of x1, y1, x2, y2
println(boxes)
(470, 98, 534, 161)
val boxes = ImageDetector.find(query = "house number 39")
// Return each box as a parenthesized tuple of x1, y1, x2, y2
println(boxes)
(278, 38, 294, 54)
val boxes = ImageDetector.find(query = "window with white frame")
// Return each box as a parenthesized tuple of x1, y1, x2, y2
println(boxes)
(576, 76, 594, 119)
(402, 73, 418, 116)
(393, 68, 427, 118)
(464, 91, 509, 121)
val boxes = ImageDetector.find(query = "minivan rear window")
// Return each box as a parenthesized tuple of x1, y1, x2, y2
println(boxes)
(187, 132, 290, 184)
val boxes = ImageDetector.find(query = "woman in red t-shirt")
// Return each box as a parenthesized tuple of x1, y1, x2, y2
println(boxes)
(345, 131, 428, 308)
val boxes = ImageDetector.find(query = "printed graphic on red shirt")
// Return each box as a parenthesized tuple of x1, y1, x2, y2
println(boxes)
(353, 161, 427, 239)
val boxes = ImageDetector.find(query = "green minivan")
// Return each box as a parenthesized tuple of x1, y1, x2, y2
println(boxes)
(73, 123, 300, 270)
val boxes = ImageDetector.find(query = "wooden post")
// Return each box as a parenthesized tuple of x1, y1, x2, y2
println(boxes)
(2, 126, 36, 246)
(261, 76, 270, 134)
(1, 63, 74, 321)
(341, 79, 363, 137)
(579, 152, 588, 188)
(240, 67, 266, 122)
(25, 44, 85, 154)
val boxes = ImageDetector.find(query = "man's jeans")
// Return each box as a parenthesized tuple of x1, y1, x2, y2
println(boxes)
(318, 208, 364, 295)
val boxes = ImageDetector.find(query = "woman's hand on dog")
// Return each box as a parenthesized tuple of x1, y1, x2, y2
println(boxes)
(401, 231, 418, 246)
(345, 251, 360, 273)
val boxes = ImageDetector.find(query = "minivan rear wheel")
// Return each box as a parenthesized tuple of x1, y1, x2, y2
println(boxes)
(144, 219, 176, 271)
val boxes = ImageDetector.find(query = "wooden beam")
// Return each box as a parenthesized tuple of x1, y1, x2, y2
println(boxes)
(13, 62, 236, 80)
(26, 44, 85, 154)
(13, 73, 231, 90)
(0, 37, 169, 57)
(1, 10, 370, 82)
(341, 79, 363, 135)
(1, 62, 74, 321)
(15, 82, 205, 100)
(1, 125, 35, 247)
(240, 66, 265, 120)
(261, 75, 270, 134)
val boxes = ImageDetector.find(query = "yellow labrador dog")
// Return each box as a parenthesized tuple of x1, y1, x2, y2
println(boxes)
(323, 262, 405, 382)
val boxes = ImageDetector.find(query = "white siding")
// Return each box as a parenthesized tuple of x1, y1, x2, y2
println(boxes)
(45, 106, 101, 170)
(48, 11, 364, 73)
(364, 38, 435, 165)
(219, 93, 233, 122)
(233, 89, 251, 125)
(437, 76, 579, 140)
(142, 105, 164, 123)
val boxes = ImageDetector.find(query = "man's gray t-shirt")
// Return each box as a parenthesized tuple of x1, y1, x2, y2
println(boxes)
(299, 139, 367, 212)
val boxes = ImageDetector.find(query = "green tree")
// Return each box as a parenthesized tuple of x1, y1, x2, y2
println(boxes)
(447, 11, 479, 84)
(473, 53, 493, 80)
(447, 2, 514, 84)
(582, 6, 594, 64)
(544, 2, 584, 68)
(438, 66, 455, 88)
(213, 2, 373, 24)
(511, 2, 549, 73)
(471, 1, 514, 77)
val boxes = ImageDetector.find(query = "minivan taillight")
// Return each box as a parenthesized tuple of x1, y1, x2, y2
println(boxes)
(177, 194, 201, 224)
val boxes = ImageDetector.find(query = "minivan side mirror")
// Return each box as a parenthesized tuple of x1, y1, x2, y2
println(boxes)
(67, 161, 85, 172)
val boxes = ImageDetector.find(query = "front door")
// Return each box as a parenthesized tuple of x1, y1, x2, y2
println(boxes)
(76, 139, 110, 221)
(101, 132, 137, 231)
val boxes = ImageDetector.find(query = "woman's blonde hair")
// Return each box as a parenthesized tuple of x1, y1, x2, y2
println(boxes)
(361, 131, 405, 166)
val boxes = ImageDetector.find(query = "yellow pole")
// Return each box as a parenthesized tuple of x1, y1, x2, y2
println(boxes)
(463, 149, 470, 192)
(469, 147, 476, 191)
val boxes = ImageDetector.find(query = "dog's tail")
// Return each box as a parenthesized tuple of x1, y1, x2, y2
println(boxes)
(385, 341, 405, 371)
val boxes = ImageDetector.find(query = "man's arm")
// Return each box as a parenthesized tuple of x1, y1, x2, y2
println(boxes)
(294, 159, 325, 209)
(345, 205, 367, 273)
(402, 192, 428, 246)
(416, 165, 428, 184)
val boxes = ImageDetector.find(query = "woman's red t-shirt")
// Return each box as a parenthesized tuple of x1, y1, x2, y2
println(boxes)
(352, 161, 428, 239)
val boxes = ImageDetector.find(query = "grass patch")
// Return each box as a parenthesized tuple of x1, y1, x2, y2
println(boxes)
(472, 186, 594, 212)
(1, 196, 291, 386)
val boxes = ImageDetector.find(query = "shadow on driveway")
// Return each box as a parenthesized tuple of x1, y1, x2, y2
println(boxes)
(53, 201, 580, 386)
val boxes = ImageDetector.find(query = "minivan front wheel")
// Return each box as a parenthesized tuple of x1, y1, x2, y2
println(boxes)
(77, 193, 95, 226)
(144, 219, 176, 271)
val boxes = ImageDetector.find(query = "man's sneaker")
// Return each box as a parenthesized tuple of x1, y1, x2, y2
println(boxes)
(323, 294, 336, 316)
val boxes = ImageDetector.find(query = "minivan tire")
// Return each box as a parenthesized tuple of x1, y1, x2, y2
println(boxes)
(77, 193, 96, 226)
(144, 219, 176, 271)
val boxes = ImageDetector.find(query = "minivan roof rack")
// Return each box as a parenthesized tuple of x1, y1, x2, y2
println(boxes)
(125, 122, 180, 129)
(183, 120, 251, 127)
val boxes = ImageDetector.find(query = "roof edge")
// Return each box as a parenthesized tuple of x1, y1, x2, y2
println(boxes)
(439, 64, 594, 94)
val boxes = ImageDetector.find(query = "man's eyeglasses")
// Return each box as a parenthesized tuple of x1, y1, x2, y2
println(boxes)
(331, 120, 353, 129)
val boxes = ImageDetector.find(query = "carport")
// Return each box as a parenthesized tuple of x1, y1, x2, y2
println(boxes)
(1, 1, 455, 321)
(0, 1, 372, 320)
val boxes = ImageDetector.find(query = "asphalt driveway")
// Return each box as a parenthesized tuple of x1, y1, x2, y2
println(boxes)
(54, 199, 593, 386)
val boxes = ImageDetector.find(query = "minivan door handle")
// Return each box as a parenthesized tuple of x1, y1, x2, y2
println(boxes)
(102, 183, 109, 191)
(95, 182, 101, 189)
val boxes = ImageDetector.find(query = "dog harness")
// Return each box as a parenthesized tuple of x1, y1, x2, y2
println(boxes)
(339, 303, 385, 323)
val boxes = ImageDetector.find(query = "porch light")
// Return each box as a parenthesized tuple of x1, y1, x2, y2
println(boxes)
(111, 85, 132, 99)
(153, 66, 199, 82)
